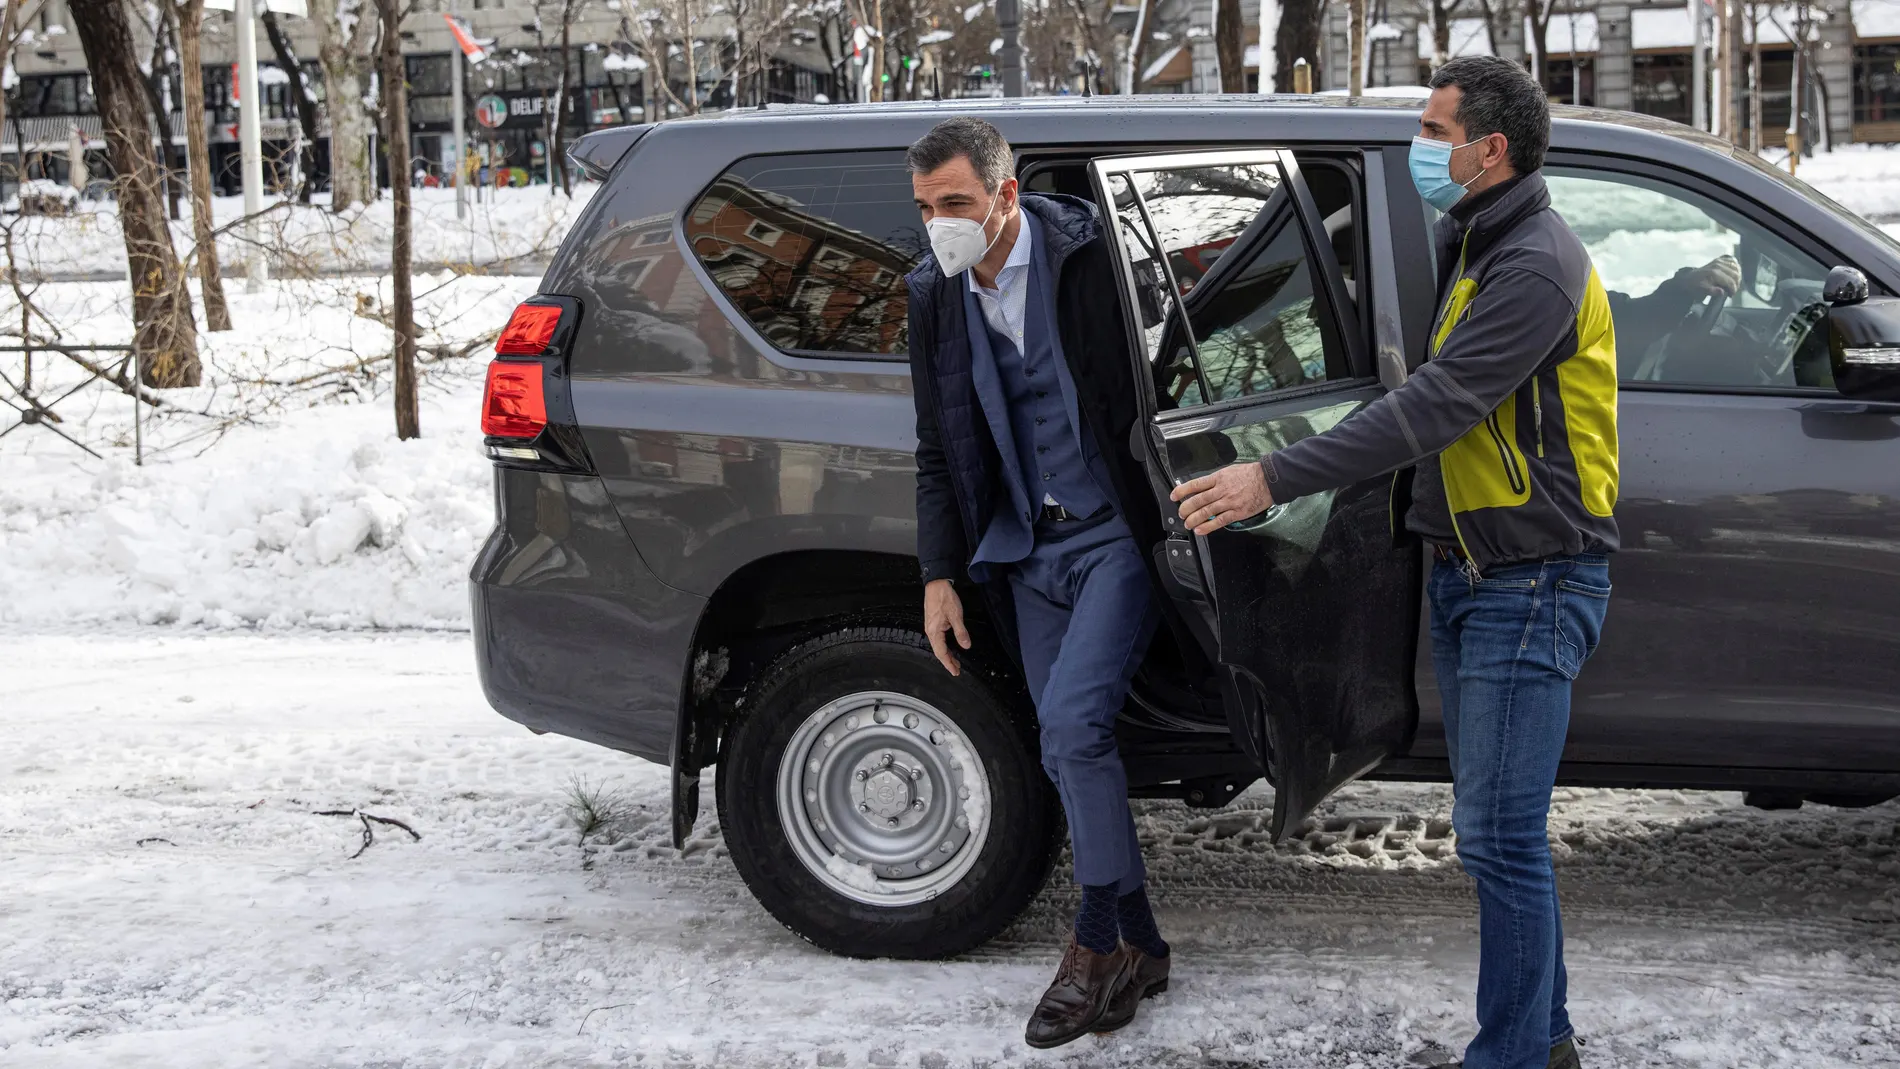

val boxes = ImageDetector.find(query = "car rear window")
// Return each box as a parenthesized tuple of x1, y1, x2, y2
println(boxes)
(686, 150, 923, 358)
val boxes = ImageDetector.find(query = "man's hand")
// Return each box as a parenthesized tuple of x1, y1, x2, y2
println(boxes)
(924, 578, 971, 676)
(1676, 254, 1742, 299)
(1170, 462, 1274, 536)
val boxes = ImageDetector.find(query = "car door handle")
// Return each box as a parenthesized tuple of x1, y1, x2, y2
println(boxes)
(1158, 415, 1218, 440)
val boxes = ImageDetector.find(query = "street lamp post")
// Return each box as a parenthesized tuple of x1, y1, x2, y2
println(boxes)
(235, 0, 266, 291)
(997, 0, 1023, 97)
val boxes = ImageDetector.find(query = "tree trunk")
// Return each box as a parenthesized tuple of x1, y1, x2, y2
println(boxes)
(1529, 0, 1553, 85)
(1275, 0, 1322, 91)
(1216, 0, 1244, 91)
(311, 0, 379, 210)
(261, 9, 321, 204)
(172, 1, 231, 332)
(681, 0, 700, 113)
(1347, 0, 1364, 94)
(1429, 0, 1451, 68)
(1124, 0, 1155, 93)
(376, 0, 418, 439)
(553, 2, 574, 193)
(142, 21, 183, 221)
(69, 0, 200, 387)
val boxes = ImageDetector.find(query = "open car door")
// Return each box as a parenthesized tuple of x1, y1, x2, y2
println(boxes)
(1090, 148, 1420, 839)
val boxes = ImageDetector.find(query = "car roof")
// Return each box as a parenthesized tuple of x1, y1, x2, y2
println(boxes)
(665, 94, 1738, 158)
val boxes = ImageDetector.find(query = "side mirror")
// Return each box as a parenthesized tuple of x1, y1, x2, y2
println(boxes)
(1826, 267, 1900, 402)
(1824, 265, 1869, 305)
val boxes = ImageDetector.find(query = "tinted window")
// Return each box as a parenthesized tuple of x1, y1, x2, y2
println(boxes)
(687, 151, 923, 356)
(1546, 167, 1834, 390)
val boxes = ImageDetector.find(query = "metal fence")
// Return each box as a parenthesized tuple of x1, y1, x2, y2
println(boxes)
(0, 343, 143, 465)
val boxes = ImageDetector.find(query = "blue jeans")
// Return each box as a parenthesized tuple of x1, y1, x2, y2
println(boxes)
(1428, 553, 1611, 1069)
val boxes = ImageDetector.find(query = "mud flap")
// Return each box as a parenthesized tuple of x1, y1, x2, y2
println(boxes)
(671, 764, 700, 848)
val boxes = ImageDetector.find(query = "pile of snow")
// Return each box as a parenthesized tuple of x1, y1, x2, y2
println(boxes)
(0, 273, 536, 630)
(2, 396, 490, 629)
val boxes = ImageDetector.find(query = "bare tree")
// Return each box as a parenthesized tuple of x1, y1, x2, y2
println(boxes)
(1426, 0, 1457, 69)
(1273, 0, 1323, 91)
(68, 0, 201, 387)
(261, 8, 322, 203)
(375, 0, 418, 438)
(134, 8, 184, 220)
(0, 0, 46, 200)
(1526, 0, 1557, 85)
(311, 0, 380, 210)
(1347, 0, 1365, 93)
(1472, 0, 1520, 65)
(166, 0, 233, 331)
(1215, 0, 1245, 91)
(530, 0, 583, 193)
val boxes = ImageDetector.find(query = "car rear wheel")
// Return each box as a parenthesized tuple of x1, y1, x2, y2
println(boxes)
(718, 627, 1058, 959)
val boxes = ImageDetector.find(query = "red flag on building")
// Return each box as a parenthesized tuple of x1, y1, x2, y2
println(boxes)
(443, 14, 488, 64)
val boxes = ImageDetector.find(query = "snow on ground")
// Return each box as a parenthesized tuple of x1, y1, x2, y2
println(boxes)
(1, 632, 1896, 1068)
(6, 184, 595, 278)
(1766, 143, 1900, 224)
(0, 273, 530, 629)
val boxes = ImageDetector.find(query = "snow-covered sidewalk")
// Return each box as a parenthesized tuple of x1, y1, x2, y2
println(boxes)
(2, 632, 1896, 1067)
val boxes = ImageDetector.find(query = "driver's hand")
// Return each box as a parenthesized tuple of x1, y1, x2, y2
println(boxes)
(1677, 255, 1742, 299)
(924, 579, 970, 676)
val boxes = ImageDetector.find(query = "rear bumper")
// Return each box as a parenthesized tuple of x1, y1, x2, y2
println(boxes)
(470, 466, 705, 765)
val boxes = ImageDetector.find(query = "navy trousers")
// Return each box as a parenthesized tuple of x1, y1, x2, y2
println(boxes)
(1007, 513, 1158, 892)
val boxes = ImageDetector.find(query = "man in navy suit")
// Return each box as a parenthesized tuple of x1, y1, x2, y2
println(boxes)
(905, 117, 1170, 1048)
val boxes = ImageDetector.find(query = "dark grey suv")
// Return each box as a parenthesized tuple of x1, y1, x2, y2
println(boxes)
(472, 98, 1900, 960)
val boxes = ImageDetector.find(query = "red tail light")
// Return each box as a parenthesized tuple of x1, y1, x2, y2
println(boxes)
(481, 360, 547, 438)
(495, 303, 564, 355)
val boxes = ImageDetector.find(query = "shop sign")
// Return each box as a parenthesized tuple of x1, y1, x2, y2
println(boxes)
(474, 91, 556, 130)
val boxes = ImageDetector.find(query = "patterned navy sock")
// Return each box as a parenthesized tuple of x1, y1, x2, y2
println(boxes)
(1116, 884, 1169, 959)
(1074, 883, 1121, 955)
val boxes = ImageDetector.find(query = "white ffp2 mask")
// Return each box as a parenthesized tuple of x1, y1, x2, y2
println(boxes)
(926, 193, 1003, 277)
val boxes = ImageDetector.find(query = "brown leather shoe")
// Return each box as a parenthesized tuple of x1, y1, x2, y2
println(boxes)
(1095, 945, 1170, 1032)
(1023, 937, 1137, 1049)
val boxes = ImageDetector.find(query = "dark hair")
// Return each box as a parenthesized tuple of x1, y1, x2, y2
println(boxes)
(1428, 56, 1551, 175)
(906, 117, 1013, 192)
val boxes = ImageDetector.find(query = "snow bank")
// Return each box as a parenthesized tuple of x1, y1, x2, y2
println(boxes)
(1, 384, 492, 629)
(0, 272, 537, 631)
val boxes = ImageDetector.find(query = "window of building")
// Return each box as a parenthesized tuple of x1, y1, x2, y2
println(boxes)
(1545, 166, 1834, 390)
(1853, 43, 1900, 131)
(1632, 52, 1693, 126)
(17, 74, 93, 117)
(686, 151, 924, 356)
(1544, 57, 1595, 106)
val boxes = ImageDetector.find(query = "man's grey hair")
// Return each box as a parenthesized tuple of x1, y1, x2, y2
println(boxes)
(906, 117, 1014, 192)
(1428, 56, 1551, 175)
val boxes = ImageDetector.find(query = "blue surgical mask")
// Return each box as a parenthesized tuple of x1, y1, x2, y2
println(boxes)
(1409, 135, 1488, 212)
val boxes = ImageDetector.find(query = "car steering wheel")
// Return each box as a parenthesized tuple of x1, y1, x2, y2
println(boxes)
(1693, 290, 1728, 333)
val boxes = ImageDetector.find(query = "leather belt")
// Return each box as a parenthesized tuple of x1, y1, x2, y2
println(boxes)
(1431, 542, 1470, 562)
(1040, 503, 1083, 523)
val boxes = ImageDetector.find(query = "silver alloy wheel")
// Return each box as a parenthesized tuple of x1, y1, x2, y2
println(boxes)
(776, 690, 993, 907)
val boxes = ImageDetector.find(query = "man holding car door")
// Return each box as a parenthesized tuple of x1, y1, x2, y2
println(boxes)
(1172, 57, 1616, 1069)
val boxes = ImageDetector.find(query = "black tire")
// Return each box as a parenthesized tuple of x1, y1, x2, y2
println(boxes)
(717, 626, 1060, 959)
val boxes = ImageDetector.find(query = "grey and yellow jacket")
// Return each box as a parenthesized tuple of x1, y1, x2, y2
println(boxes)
(1261, 170, 1619, 574)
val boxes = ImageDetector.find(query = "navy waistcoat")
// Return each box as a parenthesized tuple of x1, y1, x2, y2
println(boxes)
(966, 213, 1119, 575)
